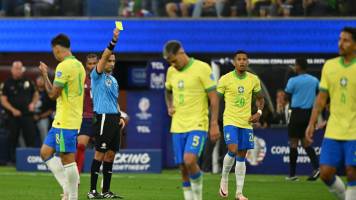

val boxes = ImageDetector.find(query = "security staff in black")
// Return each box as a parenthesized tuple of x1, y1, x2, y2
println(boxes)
(87, 28, 125, 199)
(0, 61, 39, 163)
(284, 58, 320, 181)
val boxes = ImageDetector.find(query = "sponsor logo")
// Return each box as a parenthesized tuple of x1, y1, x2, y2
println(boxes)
(151, 62, 165, 70)
(246, 136, 266, 166)
(150, 73, 165, 89)
(113, 153, 151, 171)
(136, 97, 152, 120)
(101, 142, 107, 149)
(137, 125, 151, 133)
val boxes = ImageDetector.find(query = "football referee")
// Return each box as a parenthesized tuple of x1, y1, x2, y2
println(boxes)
(87, 28, 125, 199)
(285, 58, 320, 181)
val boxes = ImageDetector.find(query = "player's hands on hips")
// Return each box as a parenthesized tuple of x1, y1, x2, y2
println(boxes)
(38, 61, 48, 76)
(119, 118, 125, 129)
(209, 123, 220, 142)
(167, 106, 175, 117)
(249, 112, 261, 123)
(113, 28, 120, 42)
(305, 123, 315, 145)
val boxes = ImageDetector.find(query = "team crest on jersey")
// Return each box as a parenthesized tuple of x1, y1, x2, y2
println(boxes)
(105, 78, 112, 87)
(178, 80, 184, 90)
(340, 77, 348, 88)
(238, 86, 245, 94)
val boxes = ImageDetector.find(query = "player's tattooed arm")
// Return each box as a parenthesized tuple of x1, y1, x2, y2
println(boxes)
(38, 61, 62, 100)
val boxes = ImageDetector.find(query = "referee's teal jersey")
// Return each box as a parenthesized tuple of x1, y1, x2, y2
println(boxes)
(91, 67, 119, 114)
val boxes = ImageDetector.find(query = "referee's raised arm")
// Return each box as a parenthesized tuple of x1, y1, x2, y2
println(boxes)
(96, 28, 120, 73)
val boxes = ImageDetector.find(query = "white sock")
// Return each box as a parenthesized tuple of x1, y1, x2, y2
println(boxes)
(45, 156, 68, 194)
(326, 176, 346, 200)
(183, 186, 194, 200)
(64, 162, 79, 200)
(346, 185, 356, 200)
(190, 172, 203, 200)
(235, 158, 246, 195)
(221, 152, 235, 182)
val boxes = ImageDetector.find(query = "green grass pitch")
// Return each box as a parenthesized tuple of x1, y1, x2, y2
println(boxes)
(0, 166, 335, 200)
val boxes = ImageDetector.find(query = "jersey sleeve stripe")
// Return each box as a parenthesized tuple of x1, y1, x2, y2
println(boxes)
(205, 85, 216, 92)
(319, 87, 328, 93)
(217, 91, 224, 97)
(54, 81, 65, 88)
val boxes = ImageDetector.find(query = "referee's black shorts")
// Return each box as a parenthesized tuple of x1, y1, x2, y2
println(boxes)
(288, 108, 312, 139)
(93, 113, 121, 153)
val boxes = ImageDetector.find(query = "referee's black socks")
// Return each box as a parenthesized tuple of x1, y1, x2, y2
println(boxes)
(90, 159, 102, 191)
(102, 161, 114, 193)
(304, 146, 319, 169)
(289, 147, 298, 177)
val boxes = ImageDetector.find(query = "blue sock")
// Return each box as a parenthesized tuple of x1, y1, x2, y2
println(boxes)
(182, 181, 191, 187)
(227, 151, 235, 157)
(236, 156, 245, 162)
(347, 180, 356, 187)
(190, 171, 202, 180)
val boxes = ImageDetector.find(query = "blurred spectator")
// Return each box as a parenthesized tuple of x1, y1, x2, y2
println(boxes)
(166, 0, 197, 17)
(274, 0, 303, 17)
(192, 0, 224, 17)
(246, 0, 272, 17)
(222, 0, 247, 16)
(33, 75, 55, 143)
(141, 0, 163, 16)
(303, 0, 337, 16)
(273, 89, 290, 125)
(0, 61, 39, 164)
(2, 0, 57, 16)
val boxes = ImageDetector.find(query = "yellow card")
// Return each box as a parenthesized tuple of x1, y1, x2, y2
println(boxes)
(115, 21, 123, 30)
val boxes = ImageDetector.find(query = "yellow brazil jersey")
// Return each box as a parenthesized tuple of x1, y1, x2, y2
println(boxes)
(319, 56, 356, 140)
(52, 55, 86, 130)
(217, 70, 261, 129)
(165, 58, 216, 133)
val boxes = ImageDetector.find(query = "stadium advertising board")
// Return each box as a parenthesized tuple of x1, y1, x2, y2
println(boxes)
(16, 148, 162, 173)
(246, 128, 324, 175)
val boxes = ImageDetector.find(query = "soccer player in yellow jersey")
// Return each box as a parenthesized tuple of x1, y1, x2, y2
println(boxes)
(163, 40, 220, 200)
(306, 27, 356, 200)
(38, 34, 85, 200)
(217, 50, 264, 200)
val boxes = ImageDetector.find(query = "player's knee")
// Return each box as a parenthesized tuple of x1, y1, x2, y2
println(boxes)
(103, 151, 116, 162)
(320, 168, 334, 182)
(345, 167, 356, 182)
(40, 147, 52, 161)
(183, 155, 196, 168)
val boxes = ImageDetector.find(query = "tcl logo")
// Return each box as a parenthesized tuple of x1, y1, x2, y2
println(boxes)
(137, 126, 151, 133)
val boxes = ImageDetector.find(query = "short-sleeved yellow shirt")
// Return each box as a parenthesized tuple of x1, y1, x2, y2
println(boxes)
(165, 58, 216, 133)
(217, 71, 261, 129)
(53, 55, 86, 130)
(319, 57, 356, 140)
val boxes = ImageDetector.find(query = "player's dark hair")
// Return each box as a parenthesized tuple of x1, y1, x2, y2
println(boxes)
(295, 58, 308, 70)
(51, 34, 70, 48)
(342, 27, 356, 42)
(163, 40, 182, 59)
(234, 50, 248, 58)
(86, 53, 97, 61)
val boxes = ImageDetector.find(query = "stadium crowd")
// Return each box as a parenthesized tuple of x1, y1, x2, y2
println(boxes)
(0, 0, 355, 17)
